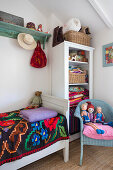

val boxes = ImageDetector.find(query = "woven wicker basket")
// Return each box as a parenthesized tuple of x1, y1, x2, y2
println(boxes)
(69, 72, 86, 84)
(64, 30, 91, 46)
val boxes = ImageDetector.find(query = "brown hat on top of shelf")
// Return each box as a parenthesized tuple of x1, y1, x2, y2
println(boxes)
(26, 22, 36, 30)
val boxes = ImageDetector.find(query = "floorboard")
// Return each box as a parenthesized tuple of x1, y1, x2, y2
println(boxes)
(19, 139, 113, 170)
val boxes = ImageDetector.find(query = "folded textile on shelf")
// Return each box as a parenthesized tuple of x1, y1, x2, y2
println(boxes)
(69, 87, 89, 107)
(69, 86, 85, 92)
(69, 97, 83, 106)
(69, 94, 83, 99)
(69, 91, 84, 97)
(69, 66, 85, 74)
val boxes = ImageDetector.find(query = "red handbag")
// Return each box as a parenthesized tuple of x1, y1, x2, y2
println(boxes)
(30, 41, 47, 68)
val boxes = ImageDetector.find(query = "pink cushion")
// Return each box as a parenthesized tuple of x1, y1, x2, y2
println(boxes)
(83, 123, 113, 140)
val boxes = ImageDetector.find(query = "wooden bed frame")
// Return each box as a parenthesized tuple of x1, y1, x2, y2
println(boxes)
(1, 95, 69, 170)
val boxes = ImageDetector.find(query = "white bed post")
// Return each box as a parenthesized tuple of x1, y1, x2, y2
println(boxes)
(63, 102, 69, 162)
(63, 140, 69, 162)
(42, 95, 69, 162)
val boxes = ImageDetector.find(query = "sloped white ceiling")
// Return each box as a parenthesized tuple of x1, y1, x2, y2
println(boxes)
(98, 0, 113, 23)
(29, 0, 112, 34)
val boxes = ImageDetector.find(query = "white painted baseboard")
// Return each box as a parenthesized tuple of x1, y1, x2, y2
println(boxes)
(69, 132, 80, 142)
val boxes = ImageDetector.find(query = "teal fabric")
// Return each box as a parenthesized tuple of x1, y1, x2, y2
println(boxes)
(74, 99, 113, 165)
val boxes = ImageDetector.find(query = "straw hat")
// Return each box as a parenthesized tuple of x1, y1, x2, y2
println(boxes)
(17, 33, 37, 50)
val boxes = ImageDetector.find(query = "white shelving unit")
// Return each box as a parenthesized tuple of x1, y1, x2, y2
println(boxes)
(51, 41, 94, 141)
(69, 83, 88, 86)
(69, 61, 88, 65)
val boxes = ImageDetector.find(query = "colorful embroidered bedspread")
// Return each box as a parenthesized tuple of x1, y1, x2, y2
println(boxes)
(0, 107, 69, 166)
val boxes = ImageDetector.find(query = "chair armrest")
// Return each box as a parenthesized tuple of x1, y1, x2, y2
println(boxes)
(74, 105, 83, 131)
(106, 106, 113, 122)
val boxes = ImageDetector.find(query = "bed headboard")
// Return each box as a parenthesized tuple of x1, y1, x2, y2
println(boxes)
(42, 94, 69, 127)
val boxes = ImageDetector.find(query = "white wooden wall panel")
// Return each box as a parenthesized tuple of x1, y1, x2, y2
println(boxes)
(51, 43, 65, 98)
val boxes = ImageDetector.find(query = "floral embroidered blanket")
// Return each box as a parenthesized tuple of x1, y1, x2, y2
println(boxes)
(0, 107, 69, 166)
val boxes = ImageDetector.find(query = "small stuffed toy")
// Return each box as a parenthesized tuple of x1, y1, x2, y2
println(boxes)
(87, 102, 94, 122)
(30, 91, 42, 107)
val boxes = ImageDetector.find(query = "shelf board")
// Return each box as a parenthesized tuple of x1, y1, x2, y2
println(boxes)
(0, 21, 51, 49)
(69, 83, 88, 85)
(69, 60, 88, 65)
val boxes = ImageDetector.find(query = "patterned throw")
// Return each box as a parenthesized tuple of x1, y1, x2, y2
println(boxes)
(0, 107, 69, 166)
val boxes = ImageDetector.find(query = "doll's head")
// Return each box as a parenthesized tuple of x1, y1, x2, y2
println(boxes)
(35, 91, 42, 96)
(96, 106, 102, 113)
(87, 102, 94, 113)
(81, 103, 88, 111)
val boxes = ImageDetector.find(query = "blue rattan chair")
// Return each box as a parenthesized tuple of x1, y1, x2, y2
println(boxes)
(74, 99, 113, 166)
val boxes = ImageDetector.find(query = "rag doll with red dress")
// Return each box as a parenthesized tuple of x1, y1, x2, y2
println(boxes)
(87, 102, 94, 122)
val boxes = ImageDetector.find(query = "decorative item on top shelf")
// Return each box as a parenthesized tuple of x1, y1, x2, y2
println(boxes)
(63, 18, 81, 33)
(52, 26, 64, 47)
(103, 42, 113, 67)
(63, 17, 91, 46)
(0, 11, 24, 26)
(79, 26, 91, 34)
(26, 22, 36, 30)
(37, 24, 42, 32)
(69, 50, 88, 62)
(64, 30, 91, 46)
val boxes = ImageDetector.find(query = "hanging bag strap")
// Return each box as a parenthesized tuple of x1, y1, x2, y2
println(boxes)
(37, 40, 41, 48)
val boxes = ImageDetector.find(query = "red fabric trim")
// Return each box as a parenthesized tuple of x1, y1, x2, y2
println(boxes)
(0, 137, 69, 166)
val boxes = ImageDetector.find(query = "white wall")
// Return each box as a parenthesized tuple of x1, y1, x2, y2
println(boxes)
(47, 14, 63, 94)
(93, 27, 113, 106)
(0, 0, 49, 112)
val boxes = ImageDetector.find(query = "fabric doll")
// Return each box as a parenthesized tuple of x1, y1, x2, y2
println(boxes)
(87, 102, 94, 122)
(94, 106, 105, 123)
(81, 103, 105, 134)
(94, 106, 113, 127)
(81, 103, 90, 124)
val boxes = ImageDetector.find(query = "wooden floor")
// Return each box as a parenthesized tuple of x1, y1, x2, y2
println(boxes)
(20, 139, 113, 170)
